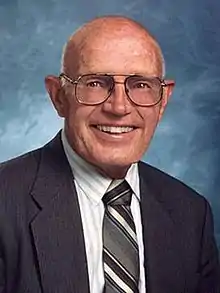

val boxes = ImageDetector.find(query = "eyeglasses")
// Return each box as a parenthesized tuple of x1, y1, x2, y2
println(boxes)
(59, 73, 168, 107)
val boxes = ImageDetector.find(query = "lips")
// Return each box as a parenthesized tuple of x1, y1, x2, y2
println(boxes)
(95, 125, 135, 134)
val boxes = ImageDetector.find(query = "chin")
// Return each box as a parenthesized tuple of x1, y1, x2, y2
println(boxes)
(92, 152, 140, 169)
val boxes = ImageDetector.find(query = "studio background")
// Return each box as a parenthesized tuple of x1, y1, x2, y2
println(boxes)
(0, 0, 220, 250)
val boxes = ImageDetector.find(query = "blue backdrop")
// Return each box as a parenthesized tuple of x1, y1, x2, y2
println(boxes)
(0, 0, 220, 250)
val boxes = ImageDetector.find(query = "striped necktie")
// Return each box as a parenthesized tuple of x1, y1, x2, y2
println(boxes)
(102, 180, 139, 293)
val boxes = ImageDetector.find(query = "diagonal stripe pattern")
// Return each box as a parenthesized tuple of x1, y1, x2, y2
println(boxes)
(102, 180, 139, 293)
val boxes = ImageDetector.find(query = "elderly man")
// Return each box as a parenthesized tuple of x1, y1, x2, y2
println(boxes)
(0, 15, 219, 293)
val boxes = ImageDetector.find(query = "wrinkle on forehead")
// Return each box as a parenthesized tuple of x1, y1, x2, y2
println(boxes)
(61, 16, 164, 77)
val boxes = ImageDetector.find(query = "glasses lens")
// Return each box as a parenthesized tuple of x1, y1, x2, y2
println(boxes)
(126, 76, 162, 106)
(76, 74, 113, 104)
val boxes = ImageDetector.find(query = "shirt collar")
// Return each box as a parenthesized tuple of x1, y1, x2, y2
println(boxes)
(61, 129, 140, 204)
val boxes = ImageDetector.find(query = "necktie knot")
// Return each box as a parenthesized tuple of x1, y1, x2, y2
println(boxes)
(102, 180, 132, 206)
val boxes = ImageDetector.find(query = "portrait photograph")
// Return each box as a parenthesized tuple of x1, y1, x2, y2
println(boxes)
(0, 0, 220, 292)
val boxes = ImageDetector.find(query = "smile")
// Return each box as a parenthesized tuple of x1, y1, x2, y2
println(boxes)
(96, 125, 135, 134)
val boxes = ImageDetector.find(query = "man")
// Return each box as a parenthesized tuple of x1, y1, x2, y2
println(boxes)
(0, 15, 219, 293)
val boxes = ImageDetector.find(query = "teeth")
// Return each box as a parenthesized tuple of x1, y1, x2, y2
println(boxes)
(96, 125, 134, 133)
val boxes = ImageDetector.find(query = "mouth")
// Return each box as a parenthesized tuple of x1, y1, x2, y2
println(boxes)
(94, 125, 136, 134)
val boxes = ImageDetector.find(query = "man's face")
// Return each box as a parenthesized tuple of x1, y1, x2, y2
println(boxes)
(46, 32, 173, 177)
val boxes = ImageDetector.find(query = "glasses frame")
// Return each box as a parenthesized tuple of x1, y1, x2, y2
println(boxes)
(59, 72, 168, 107)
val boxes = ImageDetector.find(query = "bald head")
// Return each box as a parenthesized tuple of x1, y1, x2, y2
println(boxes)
(61, 16, 165, 78)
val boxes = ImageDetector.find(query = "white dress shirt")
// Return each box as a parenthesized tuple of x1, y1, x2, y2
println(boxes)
(61, 130, 146, 293)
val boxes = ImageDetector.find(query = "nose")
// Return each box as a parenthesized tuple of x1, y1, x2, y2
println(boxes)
(102, 82, 132, 116)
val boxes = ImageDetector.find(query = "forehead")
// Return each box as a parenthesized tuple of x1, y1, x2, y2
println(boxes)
(77, 34, 161, 76)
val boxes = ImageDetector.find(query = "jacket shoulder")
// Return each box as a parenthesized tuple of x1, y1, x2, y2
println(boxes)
(138, 160, 208, 209)
(0, 148, 42, 197)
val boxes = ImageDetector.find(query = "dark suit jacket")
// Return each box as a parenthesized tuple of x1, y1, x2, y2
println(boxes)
(0, 132, 219, 293)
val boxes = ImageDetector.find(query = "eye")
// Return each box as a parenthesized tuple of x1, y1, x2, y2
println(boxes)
(130, 80, 153, 90)
(85, 77, 110, 88)
(81, 75, 111, 89)
(128, 76, 162, 91)
(86, 80, 103, 87)
(134, 82, 151, 89)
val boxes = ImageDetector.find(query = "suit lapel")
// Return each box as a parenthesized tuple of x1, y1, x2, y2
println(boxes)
(139, 162, 186, 293)
(30, 133, 90, 293)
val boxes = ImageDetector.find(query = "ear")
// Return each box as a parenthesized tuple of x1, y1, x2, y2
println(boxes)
(158, 79, 175, 120)
(45, 75, 66, 117)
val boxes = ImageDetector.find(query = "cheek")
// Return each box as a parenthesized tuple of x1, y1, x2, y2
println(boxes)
(66, 106, 84, 134)
(141, 107, 160, 133)
(65, 102, 94, 143)
(137, 109, 161, 147)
